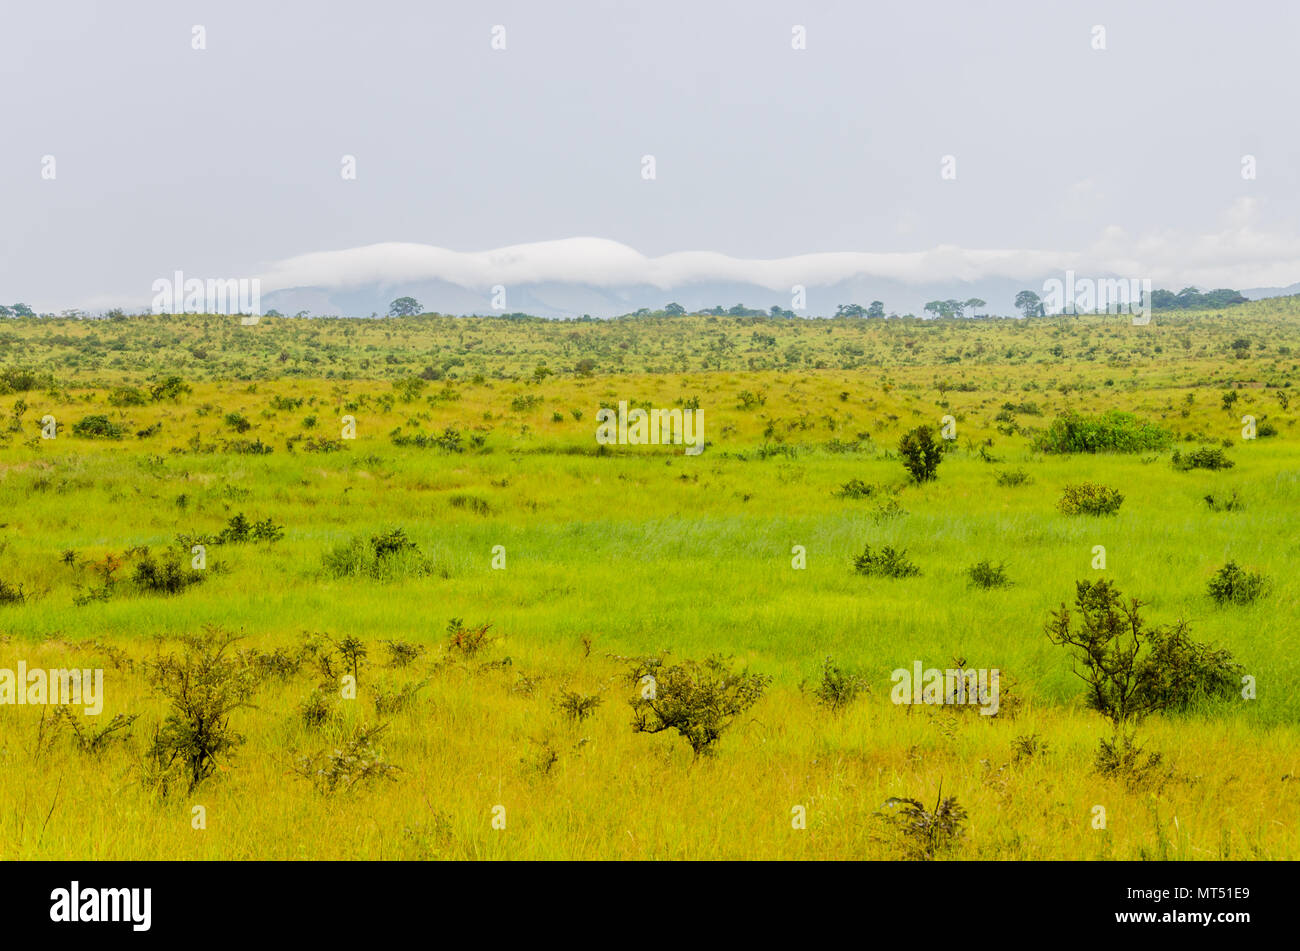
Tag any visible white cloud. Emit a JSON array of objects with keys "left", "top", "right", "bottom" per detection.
[{"left": 256, "top": 206, "right": 1300, "bottom": 295}]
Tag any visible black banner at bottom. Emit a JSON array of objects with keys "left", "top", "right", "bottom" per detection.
[{"left": 0, "top": 860, "right": 1276, "bottom": 939}]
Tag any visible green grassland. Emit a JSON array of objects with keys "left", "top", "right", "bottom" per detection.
[{"left": 0, "top": 303, "right": 1296, "bottom": 859}]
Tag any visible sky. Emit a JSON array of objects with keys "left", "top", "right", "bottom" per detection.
[{"left": 3, "top": 0, "right": 1299, "bottom": 313}]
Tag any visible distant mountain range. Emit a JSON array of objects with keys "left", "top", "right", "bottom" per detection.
[{"left": 262, "top": 275, "right": 1298, "bottom": 320}]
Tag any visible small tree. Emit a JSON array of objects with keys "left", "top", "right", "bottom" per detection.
[
  {"left": 1046, "top": 580, "right": 1241, "bottom": 774},
  {"left": 898, "top": 425, "right": 942, "bottom": 482},
  {"left": 143, "top": 629, "right": 261, "bottom": 794},
  {"left": 630, "top": 656, "right": 769, "bottom": 759}
]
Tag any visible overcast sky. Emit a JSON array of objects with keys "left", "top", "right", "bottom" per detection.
[{"left": 3, "top": 0, "right": 1299, "bottom": 311}]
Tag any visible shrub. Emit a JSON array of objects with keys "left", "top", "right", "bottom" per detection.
[
  {"left": 629, "top": 655, "right": 769, "bottom": 758},
  {"left": 995, "top": 468, "right": 1032, "bottom": 486},
  {"left": 898, "top": 425, "right": 942, "bottom": 482},
  {"left": 555, "top": 689, "right": 604, "bottom": 724},
  {"left": 0, "top": 578, "right": 26, "bottom": 605},
  {"left": 299, "top": 686, "right": 339, "bottom": 729},
  {"left": 966, "top": 560, "right": 1011, "bottom": 589},
  {"left": 130, "top": 549, "right": 205, "bottom": 595},
  {"left": 1057, "top": 482, "right": 1124, "bottom": 516},
  {"left": 47, "top": 707, "right": 139, "bottom": 755},
  {"left": 1207, "top": 562, "right": 1268, "bottom": 605},
  {"left": 108, "top": 386, "right": 148, "bottom": 407},
  {"left": 383, "top": 640, "right": 426, "bottom": 667},
  {"left": 374, "top": 680, "right": 427, "bottom": 716},
  {"left": 71, "top": 415, "right": 125, "bottom": 440},
  {"left": 834, "top": 478, "right": 884, "bottom": 499},
  {"left": 150, "top": 376, "right": 190, "bottom": 402},
  {"left": 142, "top": 630, "right": 261, "bottom": 794},
  {"left": 1204, "top": 491, "right": 1244, "bottom": 512},
  {"left": 853, "top": 544, "right": 920, "bottom": 578},
  {"left": 446, "top": 618, "right": 494, "bottom": 657},
  {"left": 292, "top": 723, "right": 401, "bottom": 794},
  {"left": 810, "top": 656, "right": 869, "bottom": 713},
  {"left": 1032, "top": 411, "right": 1173, "bottom": 454},
  {"left": 1172, "top": 446, "right": 1234, "bottom": 471},
  {"left": 876, "top": 786, "right": 967, "bottom": 860},
  {"left": 1046, "top": 579, "right": 1242, "bottom": 773},
  {"left": 323, "top": 528, "right": 439, "bottom": 581}
]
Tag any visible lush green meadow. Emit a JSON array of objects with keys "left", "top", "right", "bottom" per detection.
[{"left": 0, "top": 305, "right": 1297, "bottom": 859}]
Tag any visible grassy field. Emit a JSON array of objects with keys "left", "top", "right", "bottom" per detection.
[{"left": 1, "top": 304, "right": 1297, "bottom": 859}]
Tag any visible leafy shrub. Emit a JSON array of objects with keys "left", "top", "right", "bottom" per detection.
[
  {"left": 222, "top": 438, "right": 273, "bottom": 454},
  {"left": 0, "top": 578, "right": 26, "bottom": 605},
  {"left": 108, "top": 386, "right": 148, "bottom": 406},
  {"left": 71, "top": 415, "right": 125, "bottom": 440},
  {"left": 810, "top": 656, "right": 869, "bottom": 712},
  {"left": 374, "top": 680, "right": 427, "bottom": 716},
  {"left": 1207, "top": 562, "right": 1268, "bottom": 605},
  {"left": 298, "top": 687, "right": 339, "bottom": 729},
  {"left": 1172, "top": 446, "right": 1234, "bottom": 471},
  {"left": 224, "top": 412, "right": 252, "bottom": 433},
  {"left": 966, "top": 560, "right": 1011, "bottom": 589},
  {"left": 876, "top": 787, "right": 967, "bottom": 860},
  {"left": 555, "top": 689, "right": 604, "bottom": 724},
  {"left": 853, "top": 544, "right": 920, "bottom": 578},
  {"left": 1057, "top": 482, "right": 1124, "bottom": 516},
  {"left": 834, "top": 478, "right": 885, "bottom": 499},
  {"left": 1046, "top": 580, "right": 1242, "bottom": 774},
  {"left": 383, "top": 640, "right": 426, "bottom": 667},
  {"left": 446, "top": 618, "right": 494, "bottom": 657},
  {"left": 293, "top": 723, "right": 401, "bottom": 794},
  {"left": 46, "top": 707, "right": 139, "bottom": 755},
  {"left": 0, "top": 367, "right": 53, "bottom": 393},
  {"left": 1204, "top": 491, "right": 1244, "bottom": 512},
  {"left": 629, "top": 655, "right": 770, "bottom": 758},
  {"left": 323, "top": 528, "right": 440, "bottom": 581},
  {"left": 142, "top": 630, "right": 261, "bottom": 794},
  {"left": 995, "top": 468, "right": 1032, "bottom": 486},
  {"left": 1032, "top": 411, "right": 1172, "bottom": 454},
  {"left": 898, "top": 425, "right": 942, "bottom": 482},
  {"left": 130, "top": 549, "right": 205, "bottom": 595},
  {"left": 150, "top": 376, "right": 190, "bottom": 402}
]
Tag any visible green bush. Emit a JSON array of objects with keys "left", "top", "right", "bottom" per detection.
[
  {"left": 1033, "top": 411, "right": 1172, "bottom": 454},
  {"left": 1172, "top": 446, "right": 1234, "bottom": 471},
  {"left": 898, "top": 425, "right": 942, "bottom": 482},
  {"left": 1207, "top": 562, "right": 1268, "bottom": 605},
  {"left": 854, "top": 544, "right": 921, "bottom": 578},
  {"left": 966, "top": 560, "right": 1011, "bottom": 588},
  {"left": 629, "top": 655, "right": 770, "bottom": 758},
  {"left": 1058, "top": 482, "right": 1124, "bottom": 516},
  {"left": 72, "top": 414, "right": 125, "bottom": 440}
]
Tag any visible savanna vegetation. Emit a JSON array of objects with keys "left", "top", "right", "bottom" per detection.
[{"left": 0, "top": 299, "right": 1296, "bottom": 859}]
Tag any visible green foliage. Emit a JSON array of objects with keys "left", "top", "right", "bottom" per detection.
[
  {"left": 71, "top": 414, "right": 125, "bottom": 440},
  {"left": 1172, "top": 446, "right": 1235, "bottom": 471},
  {"left": 810, "top": 656, "right": 869, "bottom": 713},
  {"left": 555, "top": 688, "right": 604, "bottom": 724},
  {"left": 898, "top": 425, "right": 942, "bottom": 482},
  {"left": 966, "top": 560, "right": 1011, "bottom": 589},
  {"left": 293, "top": 723, "right": 401, "bottom": 794},
  {"left": 1057, "top": 482, "right": 1124, "bottom": 515},
  {"left": 1033, "top": 411, "right": 1172, "bottom": 454},
  {"left": 876, "top": 786, "right": 967, "bottom": 860},
  {"left": 323, "top": 528, "right": 440, "bottom": 581},
  {"left": 854, "top": 544, "right": 920, "bottom": 578},
  {"left": 142, "top": 630, "right": 261, "bottom": 794},
  {"left": 1207, "top": 562, "right": 1268, "bottom": 605},
  {"left": 629, "top": 655, "right": 770, "bottom": 758}
]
